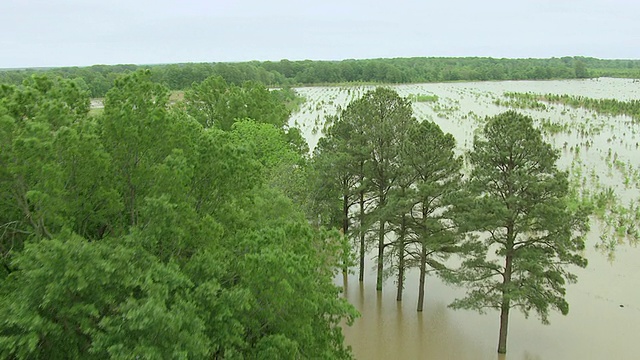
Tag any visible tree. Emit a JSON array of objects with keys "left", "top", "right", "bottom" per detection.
[
  {"left": 0, "top": 233, "right": 211, "bottom": 359},
  {"left": 357, "top": 88, "right": 415, "bottom": 292},
  {"left": 314, "top": 88, "right": 415, "bottom": 289},
  {"left": 451, "top": 111, "right": 589, "bottom": 354},
  {"left": 385, "top": 160, "right": 414, "bottom": 301},
  {"left": 100, "top": 69, "right": 173, "bottom": 228},
  {"left": 183, "top": 75, "right": 229, "bottom": 129},
  {"left": 0, "top": 75, "right": 110, "bottom": 271},
  {"left": 312, "top": 111, "right": 371, "bottom": 281},
  {"left": 229, "top": 222, "right": 357, "bottom": 359},
  {"left": 399, "top": 120, "right": 464, "bottom": 311},
  {"left": 574, "top": 59, "right": 589, "bottom": 79},
  {"left": 184, "top": 76, "right": 290, "bottom": 131}
]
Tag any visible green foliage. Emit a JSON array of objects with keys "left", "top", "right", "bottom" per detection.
[
  {"left": 184, "top": 76, "right": 290, "bottom": 131},
  {"left": 351, "top": 88, "right": 416, "bottom": 291},
  {"left": 500, "top": 91, "right": 640, "bottom": 121},
  {"left": 395, "top": 120, "right": 466, "bottom": 309},
  {"left": 0, "top": 233, "right": 210, "bottom": 359},
  {"left": 408, "top": 93, "right": 439, "bottom": 102},
  {"left": 0, "top": 73, "right": 356, "bottom": 358},
  {"left": 321, "top": 88, "right": 416, "bottom": 288},
  {"left": 273, "top": 86, "right": 307, "bottom": 113},
  {"left": 574, "top": 60, "right": 589, "bottom": 78},
  {"left": 8, "top": 56, "right": 640, "bottom": 98},
  {"left": 451, "top": 111, "right": 590, "bottom": 353}
]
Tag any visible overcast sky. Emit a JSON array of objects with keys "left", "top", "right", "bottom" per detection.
[{"left": 1, "top": 0, "right": 638, "bottom": 68}]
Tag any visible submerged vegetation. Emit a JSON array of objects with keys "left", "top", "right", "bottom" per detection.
[
  {"left": 490, "top": 90, "right": 640, "bottom": 254},
  {"left": 502, "top": 92, "right": 640, "bottom": 121},
  {"left": 408, "top": 93, "right": 439, "bottom": 102}
]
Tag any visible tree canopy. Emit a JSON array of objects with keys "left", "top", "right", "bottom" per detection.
[{"left": 0, "top": 71, "right": 357, "bottom": 359}]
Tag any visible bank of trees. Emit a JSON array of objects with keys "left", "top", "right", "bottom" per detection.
[
  {"left": 3, "top": 56, "right": 640, "bottom": 98},
  {"left": 313, "top": 89, "right": 590, "bottom": 354},
  {"left": 0, "top": 71, "right": 357, "bottom": 358}
]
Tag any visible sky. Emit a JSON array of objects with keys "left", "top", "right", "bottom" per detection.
[{"left": 1, "top": 0, "right": 639, "bottom": 69}]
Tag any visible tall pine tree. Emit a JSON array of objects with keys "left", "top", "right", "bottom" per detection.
[{"left": 451, "top": 111, "right": 589, "bottom": 354}]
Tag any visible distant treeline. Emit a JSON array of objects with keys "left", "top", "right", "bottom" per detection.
[{"left": 2, "top": 56, "right": 640, "bottom": 97}]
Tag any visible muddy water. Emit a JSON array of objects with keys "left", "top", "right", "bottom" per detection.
[
  {"left": 336, "top": 228, "right": 640, "bottom": 359},
  {"left": 290, "top": 78, "right": 640, "bottom": 359}
]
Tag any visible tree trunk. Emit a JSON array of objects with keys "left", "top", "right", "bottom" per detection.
[
  {"left": 343, "top": 270, "right": 349, "bottom": 294},
  {"left": 498, "top": 292, "right": 511, "bottom": 353},
  {"left": 498, "top": 221, "right": 515, "bottom": 354},
  {"left": 417, "top": 243, "right": 427, "bottom": 311},
  {"left": 359, "top": 191, "right": 365, "bottom": 282},
  {"left": 396, "top": 215, "right": 406, "bottom": 301},
  {"left": 342, "top": 193, "right": 349, "bottom": 236},
  {"left": 342, "top": 193, "right": 349, "bottom": 276},
  {"left": 376, "top": 220, "right": 385, "bottom": 292},
  {"left": 417, "top": 205, "right": 430, "bottom": 311},
  {"left": 498, "top": 253, "right": 513, "bottom": 354}
]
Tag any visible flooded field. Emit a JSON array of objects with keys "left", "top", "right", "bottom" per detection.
[{"left": 290, "top": 78, "right": 640, "bottom": 359}]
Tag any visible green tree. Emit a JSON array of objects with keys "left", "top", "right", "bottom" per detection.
[
  {"left": 574, "top": 59, "right": 589, "bottom": 78},
  {"left": 230, "top": 223, "right": 357, "bottom": 359},
  {"left": 183, "top": 75, "right": 228, "bottom": 128},
  {"left": 184, "top": 76, "right": 289, "bottom": 131},
  {"left": 399, "top": 120, "right": 463, "bottom": 310},
  {"left": 385, "top": 163, "right": 414, "bottom": 301},
  {"left": 357, "top": 88, "right": 415, "bottom": 291},
  {"left": 100, "top": 69, "right": 173, "bottom": 228},
  {"left": 0, "top": 233, "right": 210, "bottom": 359},
  {"left": 0, "top": 75, "right": 106, "bottom": 271},
  {"left": 311, "top": 111, "right": 371, "bottom": 281},
  {"left": 451, "top": 111, "right": 589, "bottom": 354}
]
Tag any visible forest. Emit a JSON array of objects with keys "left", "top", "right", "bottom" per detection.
[
  {"left": 0, "top": 65, "right": 595, "bottom": 357},
  {"left": 2, "top": 56, "right": 640, "bottom": 98},
  {"left": 0, "top": 71, "right": 356, "bottom": 358}
]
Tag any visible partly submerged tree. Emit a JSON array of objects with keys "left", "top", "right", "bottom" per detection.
[
  {"left": 357, "top": 88, "right": 415, "bottom": 292},
  {"left": 311, "top": 109, "right": 372, "bottom": 281},
  {"left": 398, "top": 120, "right": 464, "bottom": 311},
  {"left": 450, "top": 111, "right": 589, "bottom": 354}
]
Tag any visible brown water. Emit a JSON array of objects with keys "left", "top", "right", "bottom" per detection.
[
  {"left": 337, "top": 229, "right": 640, "bottom": 359},
  {"left": 291, "top": 78, "right": 640, "bottom": 359}
]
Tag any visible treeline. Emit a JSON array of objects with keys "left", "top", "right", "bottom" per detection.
[
  {"left": 3, "top": 56, "right": 640, "bottom": 97},
  {"left": 0, "top": 72, "right": 356, "bottom": 358},
  {"left": 310, "top": 89, "right": 591, "bottom": 354}
]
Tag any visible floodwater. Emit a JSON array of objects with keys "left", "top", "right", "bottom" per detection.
[
  {"left": 337, "top": 227, "right": 640, "bottom": 359},
  {"left": 290, "top": 78, "right": 640, "bottom": 359}
]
